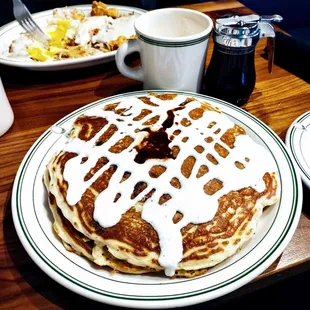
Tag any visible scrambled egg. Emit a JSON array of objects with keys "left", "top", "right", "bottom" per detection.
[{"left": 7, "top": 2, "right": 136, "bottom": 62}]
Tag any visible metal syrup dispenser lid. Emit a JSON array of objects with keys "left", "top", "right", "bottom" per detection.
[
  {"left": 213, "top": 14, "right": 283, "bottom": 72},
  {"left": 214, "top": 14, "right": 260, "bottom": 48}
]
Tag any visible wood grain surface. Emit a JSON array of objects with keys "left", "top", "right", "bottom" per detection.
[{"left": 1, "top": 0, "right": 310, "bottom": 309}]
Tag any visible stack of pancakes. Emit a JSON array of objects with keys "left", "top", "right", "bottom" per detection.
[{"left": 44, "top": 93, "right": 279, "bottom": 278}]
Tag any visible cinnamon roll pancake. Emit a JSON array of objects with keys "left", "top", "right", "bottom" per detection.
[{"left": 44, "top": 93, "right": 280, "bottom": 278}]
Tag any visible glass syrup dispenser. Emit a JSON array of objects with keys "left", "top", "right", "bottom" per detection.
[{"left": 203, "top": 14, "right": 283, "bottom": 106}]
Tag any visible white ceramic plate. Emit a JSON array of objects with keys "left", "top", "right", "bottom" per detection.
[
  {"left": 0, "top": 5, "right": 146, "bottom": 71},
  {"left": 285, "top": 110, "right": 310, "bottom": 189},
  {"left": 12, "top": 91, "right": 302, "bottom": 308}
]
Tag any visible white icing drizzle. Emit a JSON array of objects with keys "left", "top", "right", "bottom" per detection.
[{"left": 62, "top": 95, "right": 276, "bottom": 276}]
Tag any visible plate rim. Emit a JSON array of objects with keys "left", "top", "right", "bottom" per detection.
[
  {"left": 285, "top": 110, "right": 310, "bottom": 188},
  {"left": 11, "top": 90, "right": 303, "bottom": 308},
  {"left": 0, "top": 4, "right": 146, "bottom": 69}
]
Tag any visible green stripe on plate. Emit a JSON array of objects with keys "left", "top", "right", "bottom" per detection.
[{"left": 288, "top": 111, "right": 310, "bottom": 180}]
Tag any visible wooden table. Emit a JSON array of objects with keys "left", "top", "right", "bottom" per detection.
[{"left": 1, "top": 1, "right": 310, "bottom": 309}]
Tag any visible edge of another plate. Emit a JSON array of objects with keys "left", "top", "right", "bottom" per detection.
[
  {"left": 0, "top": 4, "right": 146, "bottom": 71},
  {"left": 285, "top": 110, "right": 310, "bottom": 189}
]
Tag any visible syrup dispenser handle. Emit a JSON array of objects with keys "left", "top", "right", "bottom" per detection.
[
  {"left": 261, "top": 14, "right": 283, "bottom": 23},
  {"left": 259, "top": 15, "right": 283, "bottom": 73},
  {"left": 260, "top": 22, "right": 276, "bottom": 73}
]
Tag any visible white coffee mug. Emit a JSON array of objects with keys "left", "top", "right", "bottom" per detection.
[
  {"left": 116, "top": 8, "right": 213, "bottom": 92},
  {"left": 0, "top": 77, "right": 14, "bottom": 137}
]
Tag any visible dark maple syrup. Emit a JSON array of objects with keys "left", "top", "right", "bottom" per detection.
[
  {"left": 203, "top": 45, "right": 256, "bottom": 106},
  {"left": 134, "top": 106, "right": 186, "bottom": 164}
]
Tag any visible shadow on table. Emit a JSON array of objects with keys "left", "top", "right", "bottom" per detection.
[
  {"left": 0, "top": 61, "right": 119, "bottom": 86},
  {"left": 0, "top": 53, "right": 142, "bottom": 88},
  {"left": 302, "top": 186, "right": 310, "bottom": 217}
]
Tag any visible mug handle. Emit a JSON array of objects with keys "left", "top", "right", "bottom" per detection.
[{"left": 115, "top": 40, "right": 144, "bottom": 82}]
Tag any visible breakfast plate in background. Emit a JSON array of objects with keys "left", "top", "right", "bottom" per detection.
[
  {"left": 0, "top": 4, "right": 146, "bottom": 71},
  {"left": 11, "top": 91, "right": 302, "bottom": 308},
  {"left": 285, "top": 110, "right": 310, "bottom": 189}
]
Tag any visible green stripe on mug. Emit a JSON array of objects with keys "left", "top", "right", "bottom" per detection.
[{"left": 136, "top": 31, "right": 211, "bottom": 47}]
